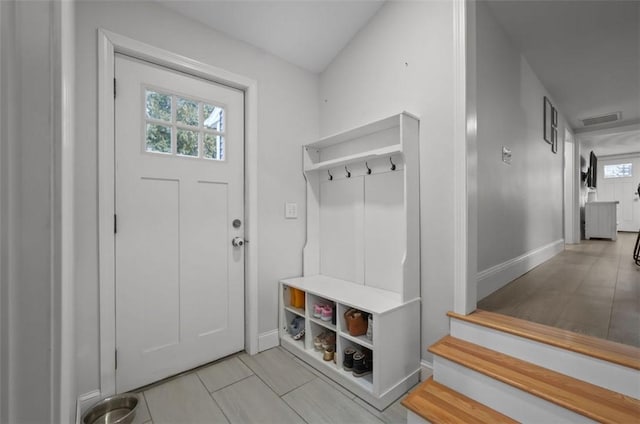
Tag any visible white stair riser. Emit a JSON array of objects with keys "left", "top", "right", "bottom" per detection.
[
  {"left": 407, "top": 410, "right": 430, "bottom": 424},
  {"left": 434, "top": 356, "right": 596, "bottom": 424},
  {"left": 451, "top": 319, "right": 640, "bottom": 398}
]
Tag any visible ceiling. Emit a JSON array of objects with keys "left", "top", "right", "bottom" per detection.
[
  {"left": 156, "top": 0, "right": 385, "bottom": 73},
  {"left": 155, "top": 0, "right": 638, "bottom": 156},
  {"left": 486, "top": 0, "right": 640, "bottom": 157}
]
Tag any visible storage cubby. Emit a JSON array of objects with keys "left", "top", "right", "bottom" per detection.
[
  {"left": 307, "top": 293, "right": 336, "bottom": 329},
  {"left": 279, "top": 112, "right": 421, "bottom": 410},
  {"left": 281, "top": 309, "right": 305, "bottom": 350}
]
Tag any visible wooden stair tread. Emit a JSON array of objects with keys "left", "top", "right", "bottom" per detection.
[
  {"left": 402, "top": 376, "right": 517, "bottom": 424},
  {"left": 430, "top": 335, "right": 640, "bottom": 424},
  {"left": 448, "top": 309, "right": 640, "bottom": 370}
]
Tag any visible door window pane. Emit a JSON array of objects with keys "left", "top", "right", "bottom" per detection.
[
  {"left": 604, "top": 163, "right": 632, "bottom": 178},
  {"left": 146, "top": 123, "right": 172, "bottom": 153},
  {"left": 204, "top": 134, "right": 224, "bottom": 160},
  {"left": 204, "top": 104, "right": 224, "bottom": 132},
  {"left": 143, "top": 88, "right": 226, "bottom": 160},
  {"left": 176, "top": 97, "right": 199, "bottom": 127},
  {"left": 145, "top": 90, "right": 171, "bottom": 122},
  {"left": 177, "top": 129, "right": 199, "bottom": 157}
]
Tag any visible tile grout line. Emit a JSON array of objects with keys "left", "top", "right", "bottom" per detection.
[
  {"left": 192, "top": 366, "right": 239, "bottom": 424},
  {"left": 237, "top": 348, "right": 312, "bottom": 424},
  {"left": 141, "top": 391, "right": 153, "bottom": 424}
]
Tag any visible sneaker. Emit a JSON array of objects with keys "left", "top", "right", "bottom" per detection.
[
  {"left": 321, "top": 333, "right": 336, "bottom": 350},
  {"left": 313, "top": 304, "right": 323, "bottom": 319},
  {"left": 352, "top": 350, "right": 372, "bottom": 377},
  {"left": 343, "top": 347, "right": 356, "bottom": 371},
  {"left": 290, "top": 316, "right": 305, "bottom": 340},
  {"left": 293, "top": 327, "right": 305, "bottom": 340},
  {"left": 321, "top": 305, "right": 333, "bottom": 321},
  {"left": 313, "top": 331, "right": 327, "bottom": 350},
  {"left": 288, "top": 316, "right": 302, "bottom": 334}
]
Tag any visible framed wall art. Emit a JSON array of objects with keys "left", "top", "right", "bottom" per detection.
[{"left": 543, "top": 96, "right": 553, "bottom": 144}]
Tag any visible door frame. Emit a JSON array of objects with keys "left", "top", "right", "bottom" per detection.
[{"left": 97, "top": 29, "right": 259, "bottom": 397}]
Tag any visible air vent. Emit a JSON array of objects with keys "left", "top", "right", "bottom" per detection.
[{"left": 581, "top": 112, "right": 621, "bottom": 127}]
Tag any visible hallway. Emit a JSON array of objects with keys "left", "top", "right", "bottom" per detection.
[{"left": 478, "top": 232, "right": 640, "bottom": 347}]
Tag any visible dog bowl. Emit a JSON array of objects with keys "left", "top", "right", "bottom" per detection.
[{"left": 81, "top": 393, "right": 139, "bottom": 424}]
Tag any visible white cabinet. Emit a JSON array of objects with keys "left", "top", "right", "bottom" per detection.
[
  {"left": 279, "top": 112, "right": 421, "bottom": 410},
  {"left": 585, "top": 201, "right": 619, "bottom": 240}
]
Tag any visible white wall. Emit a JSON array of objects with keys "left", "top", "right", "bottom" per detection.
[
  {"left": 475, "top": 0, "right": 565, "bottom": 296},
  {"left": 579, "top": 147, "right": 590, "bottom": 237},
  {"left": 319, "top": 0, "right": 457, "bottom": 363},
  {"left": 564, "top": 128, "right": 580, "bottom": 244},
  {"left": 75, "top": 1, "right": 318, "bottom": 396},
  {"left": 0, "top": 0, "right": 72, "bottom": 421},
  {"left": 0, "top": 1, "right": 14, "bottom": 420}
]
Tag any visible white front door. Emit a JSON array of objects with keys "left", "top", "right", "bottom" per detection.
[
  {"left": 114, "top": 54, "right": 245, "bottom": 392},
  {"left": 598, "top": 156, "right": 640, "bottom": 232}
]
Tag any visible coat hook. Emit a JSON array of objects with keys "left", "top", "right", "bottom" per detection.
[
  {"left": 365, "top": 162, "right": 372, "bottom": 175},
  {"left": 345, "top": 165, "right": 351, "bottom": 178},
  {"left": 390, "top": 157, "right": 396, "bottom": 171},
  {"left": 328, "top": 169, "right": 333, "bottom": 181}
]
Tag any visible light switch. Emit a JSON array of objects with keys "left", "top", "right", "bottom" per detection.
[
  {"left": 285, "top": 202, "right": 298, "bottom": 219},
  {"left": 502, "top": 146, "right": 512, "bottom": 165}
]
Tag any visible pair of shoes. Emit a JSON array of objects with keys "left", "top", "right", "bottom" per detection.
[
  {"left": 313, "top": 303, "right": 333, "bottom": 322},
  {"left": 314, "top": 331, "right": 336, "bottom": 351},
  {"left": 343, "top": 347, "right": 372, "bottom": 377},
  {"left": 289, "top": 316, "right": 305, "bottom": 340},
  {"left": 352, "top": 350, "right": 372, "bottom": 377}
]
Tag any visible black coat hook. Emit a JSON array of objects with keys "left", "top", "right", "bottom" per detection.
[
  {"left": 390, "top": 157, "right": 396, "bottom": 171},
  {"left": 345, "top": 166, "right": 351, "bottom": 178},
  {"left": 328, "top": 169, "right": 333, "bottom": 181},
  {"left": 365, "top": 162, "right": 372, "bottom": 175}
]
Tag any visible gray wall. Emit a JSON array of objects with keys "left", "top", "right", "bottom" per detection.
[{"left": 476, "top": 1, "right": 565, "bottom": 285}]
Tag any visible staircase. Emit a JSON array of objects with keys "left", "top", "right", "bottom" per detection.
[{"left": 403, "top": 310, "right": 640, "bottom": 423}]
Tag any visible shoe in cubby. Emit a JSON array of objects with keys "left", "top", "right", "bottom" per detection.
[
  {"left": 289, "top": 316, "right": 305, "bottom": 340},
  {"left": 352, "top": 349, "right": 372, "bottom": 377},
  {"left": 343, "top": 346, "right": 356, "bottom": 371}
]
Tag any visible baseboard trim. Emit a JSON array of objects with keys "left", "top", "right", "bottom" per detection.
[
  {"left": 76, "top": 390, "right": 101, "bottom": 423},
  {"left": 420, "top": 359, "right": 433, "bottom": 381},
  {"left": 258, "top": 329, "right": 279, "bottom": 352},
  {"left": 477, "top": 239, "right": 564, "bottom": 300}
]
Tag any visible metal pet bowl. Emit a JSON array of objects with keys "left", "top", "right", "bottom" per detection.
[{"left": 82, "top": 393, "right": 139, "bottom": 424}]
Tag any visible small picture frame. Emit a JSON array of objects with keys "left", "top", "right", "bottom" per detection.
[
  {"left": 543, "top": 96, "right": 553, "bottom": 144},
  {"left": 551, "top": 128, "right": 558, "bottom": 153},
  {"left": 552, "top": 106, "right": 558, "bottom": 127}
]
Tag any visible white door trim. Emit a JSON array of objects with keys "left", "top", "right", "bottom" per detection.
[
  {"left": 454, "top": 0, "right": 477, "bottom": 313},
  {"left": 97, "top": 29, "right": 259, "bottom": 397}
]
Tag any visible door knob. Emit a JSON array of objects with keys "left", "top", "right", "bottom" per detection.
[{"left": 232, "top": 237, "right": 245, "bottom": 247}]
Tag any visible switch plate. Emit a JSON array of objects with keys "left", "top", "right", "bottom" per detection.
[
  {"left": 285, "top": 202, "right": 298, "bottom": 219},
  {"left": 502, "top": 146, "right": 512, "bottom": 165}
]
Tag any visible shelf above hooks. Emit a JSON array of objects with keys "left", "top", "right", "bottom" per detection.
[{"left": 304, "top": 144, "right": 402, "bottom": 173}]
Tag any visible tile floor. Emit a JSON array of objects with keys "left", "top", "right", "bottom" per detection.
[
  {"left": 479, "top": 232, "right": 640, "bottom": 347},
  {"left": 131, "top": 346, "right": 419, "bottom": 424}
]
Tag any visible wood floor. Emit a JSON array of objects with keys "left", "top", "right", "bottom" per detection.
[{"left": 478, "top": 232, "right": 640, "bottom": 347}]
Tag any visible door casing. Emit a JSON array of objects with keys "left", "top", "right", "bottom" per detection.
[{"left": 97, "top": 29, "right": 259, "bottom": 398}]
